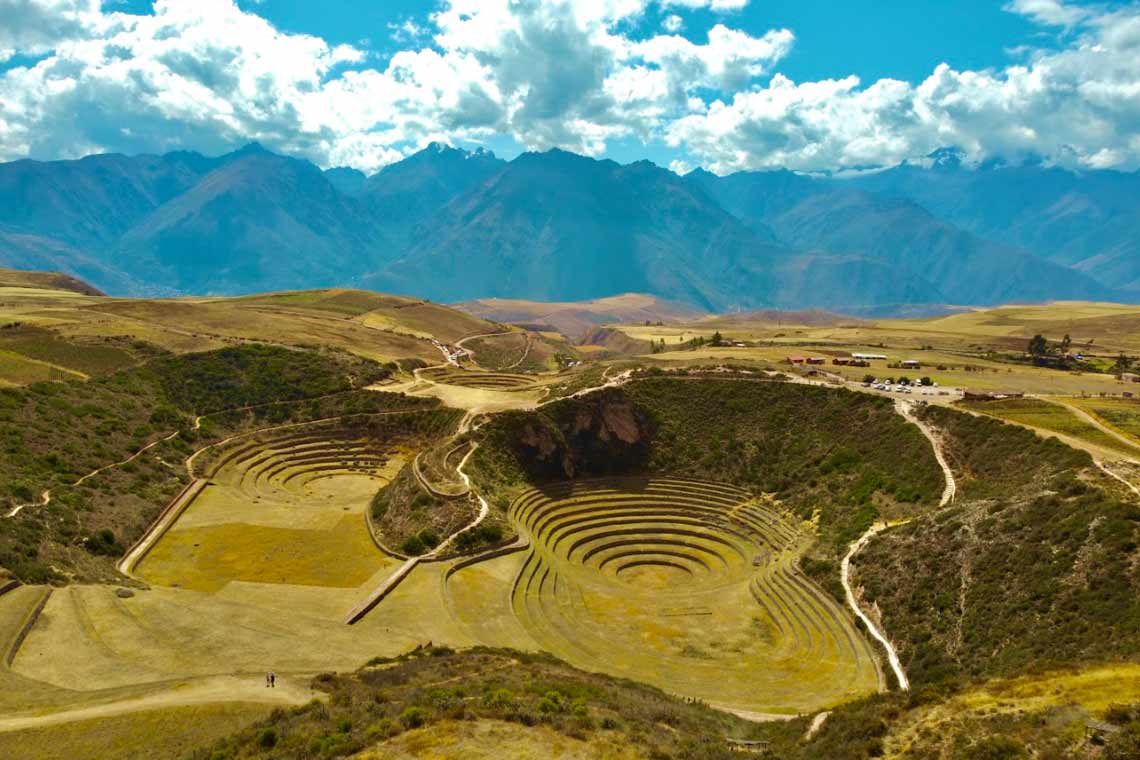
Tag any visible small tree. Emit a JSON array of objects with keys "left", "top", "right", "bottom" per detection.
[
  {"left": 1112, "top": 354, "right": 1133, "bottom": 374},
  {"left": 710, "top": 331, "right": 724, "bottom": 347},
  {"left": 920, "top": 376, "right": 933, "bottom": 386},
  {"left": 1028, "top": 334, "right": 1049, "bottom": 357},
  {"left": 862, "top": 374, "right": 876, "bottom": 384}
]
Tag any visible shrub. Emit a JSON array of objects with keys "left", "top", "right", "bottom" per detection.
[
  {"left": 83, "top": 528, "right": 123, "bottom": 556},
  {"left": 400, "top": 706, "right": 428, "bottom": 729},
  {"left": 364, "top": 719, "right": 398, "bottom": 740},
  {"left": 257, "top": 728, "right": 277, "bottom": 749},
  {"left": 400, "top": 535, "right": 427, "bottom": 556}
]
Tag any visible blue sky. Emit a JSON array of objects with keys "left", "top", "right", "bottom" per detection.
[
  {"left": 244, "top": 0, "right": 1058, "bottom": 83},
  {"left": 1, "top": 1, "right": 1137, "bottom": 174}
]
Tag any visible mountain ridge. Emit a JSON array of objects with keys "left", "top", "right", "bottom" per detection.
[{"left": 0, "top": 142, "right": 1132, "bottom": 312}]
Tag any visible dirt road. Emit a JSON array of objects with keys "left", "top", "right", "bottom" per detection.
[{"left": 0, "top": 674, "right": 315, "bottom": 733}]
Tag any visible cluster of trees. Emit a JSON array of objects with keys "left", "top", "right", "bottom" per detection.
[{"left": 1027, "top": 332, "right": 1072, "bottom": 358}]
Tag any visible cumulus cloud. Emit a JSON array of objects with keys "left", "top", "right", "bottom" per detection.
[
  {"left": 0, "top": 0, "right": 1139, "bottom": 174},
  {"left": 0, "top": 0, "right": 795, "bottom": 168},
  {"left": 0, "top": 0, "right": 99, "bottom": 60},
  {"left": 662, "top": 0, "right": 750, "bottom": 11},
  {"left": 1004, "top": 0, "right": 1092, "bottom": 28},
  {"left": 667, "top": 2, "right": 1140, "bottom": 172}
]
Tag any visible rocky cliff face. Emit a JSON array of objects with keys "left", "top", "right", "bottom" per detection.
[{"left": 508, "top": 390, "right": 655, "bottom": 480}]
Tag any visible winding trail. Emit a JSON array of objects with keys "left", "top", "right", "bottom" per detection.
[
  {"left": 0, "top": 674, "right": 316, "bottom": 733},
  {"left": 895, "top": 400, "right": 957, "bottom": 506},
  {"left": 345, "top": 442, "right": 489, "bottom": 625},
  {"left": 552, "top": 368, "right": 634, "bottom": 403},
  {"left": 502, "top": 334, "right": 533, "bottom": 370},
  {"left": 841, "top": 522, "right": 911, "bottom": 692},
  {"left": 427, "top": 444, "right": 489, "bottom": 558},
  {"left": 805, "top": 710, "right": 831, "bottom": 739},
  {"left": 838, "top": 400, "right": 959, "bottom": 693},
  {"left": 5, "top": 429, "right": 183, "bottom": 519}
]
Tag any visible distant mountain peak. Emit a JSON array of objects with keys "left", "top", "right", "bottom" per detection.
[
  {"left": 234, "top": 141, "right": 270, "bottom": 156},
  {"left": 927, "top": 146, "right": 966, "bottom": 170}
]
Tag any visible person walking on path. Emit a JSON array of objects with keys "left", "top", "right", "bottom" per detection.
[
  {"left": 269, "top": 671, "right": 276, "bottom": 688},
  {"left": 265, "top": 672, "right": 271, "bottom": 688}
]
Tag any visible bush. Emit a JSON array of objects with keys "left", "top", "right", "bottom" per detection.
[
  {"left": 257, "top": 728, "right": 277, "bottom": 749},
  {"left": 400, "top": 535, "right": 427, "bottom": 556},
  {"left": 400, "top": 706, "right": 428, "bottom": 729},
  {"left": 83, "top": 528, "right": 123, "bottom": 556}
]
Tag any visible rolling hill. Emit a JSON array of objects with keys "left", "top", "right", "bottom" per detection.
[{"left": 456, "top": 292, "right": 705, "bottom": 340}]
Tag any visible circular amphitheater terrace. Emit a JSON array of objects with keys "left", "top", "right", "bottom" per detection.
[
  {"left": 446, "top": 477, "right": 884, "bottom": 714},
  {"left": 5, "top": 422, "right": 885, "bottom": 721},
  {"left": 419, "top": 366, "right": 537, "bottom": 391}
]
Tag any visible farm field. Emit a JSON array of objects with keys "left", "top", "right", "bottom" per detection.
[
  {"left": 644, "top": 344, "right": 1128, "bottom": 396},
  {"left": 958, "top": 397, "right": 1140, "bottom": 460},
  {"left": 1065, "top": 397, "right": 1140, "bottom": 445},
  {"left": 618, "top": 301, "right": 1140, "bottom": 355}
]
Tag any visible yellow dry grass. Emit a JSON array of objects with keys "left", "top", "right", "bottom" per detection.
[
  {"left": 0, "top": 349, "right": 85, "bottom": 386},
  {"left": 0, "top": 702, "right": 269, "bottom": 760},
  {"left": 885, "top": 663, "right": 1140, "bottom": 757},
  {"left": 139, "top": 514, "right": 387, "bottom": 592},
  {"left": 356, "top": 719, "right": 647, "bottom": 760}
]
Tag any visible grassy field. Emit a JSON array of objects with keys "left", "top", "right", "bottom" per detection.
[
  {"left": 0, "top": 702, "right": 270, "bottom": 760},
  {"left": 618, "top": 301, "right": 1140, "bottom": 355},
  {"left": 1067, "top": 397, "right": 1140, "bottom": 445},
  {"left": 641, "top": 344, "right": 1128, "bottom": 396},
  {"left": 612, "top": 301, "right": 1140, "bottom": 399},
  {"left": 0, "top": 284, "right": 504, "bottom": 387},
  {"left": 957, "top": 397, "right": 1140, "bottom": 459}
]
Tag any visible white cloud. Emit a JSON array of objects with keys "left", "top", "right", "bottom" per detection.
[
  {"left": 0, "top": 0, "right": 1139, "bottom": 175},
  {"left": 0, "top": 0, "right": 100, "bottom": 60},
  {"left": 662, "top": 14, "right": 684, "bottom": 33},
  {"left": 1004, "top": 0, "right": 1091, "bottom": 28},
  {"left": 666, "top": 3, "right": 1140, "bottom": 173},
  {"left": 661, "top": 0, "right": 749, "bottom": 11}
]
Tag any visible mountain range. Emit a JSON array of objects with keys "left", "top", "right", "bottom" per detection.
[{"left": 0, "top": 142, "right": 1135, "bottom": 313}]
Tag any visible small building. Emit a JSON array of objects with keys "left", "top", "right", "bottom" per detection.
[
  {"left": 833, "top": 357, "right": 852, "bottom": 366},
  {"left": 852, "top": 352, "right": 888, "bottom": 361},
  {"left": 1122, "top": 372, "right": 1140, "bottom": 383},
  {"left": 901, "top": 359, "right": 921, "bottom": 369},
  {"left": 806, "top": 357, "right": 826, "bottom": 365},
  {"left": 787, "top": 356, "right": 806, "bottom": 365}
]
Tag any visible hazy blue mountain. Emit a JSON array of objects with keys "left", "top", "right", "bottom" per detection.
[
  {"left": 112, "top": 144, "right": 395, "bottom": 293},
  {"left": 848, "top": 152, "right": 1140, "bottom": 291},
  {"left": 687, "top": 168, "right": 1113, "bottom": 307},
  {"left": 0, "top": 150, "right": 221, "bottom": 250},
  {"left": 323, "top": 166, "right": 369, "bottom": 196},
  {"left": 0, "top": 142, "right": 1132, "bottom": 310},
  {"left": 366, "top": 150, "right": 790, "bottom": 310},
  {"left": 0, "top": 227, "right": 144, "bottom": 294},
  {"left": 361, "top": 142, "right": 506, "bottom": 246}
]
